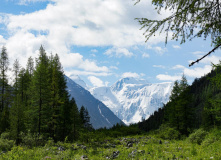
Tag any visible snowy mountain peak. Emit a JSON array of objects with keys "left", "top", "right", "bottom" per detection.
[
  {"left": 111, "top": 77, "right": 149, "bottom": 91},
  {"left": 90, "top": 78, "right": 173, "bottom": 125},
  {"left": 69, "top": 75, "right": 90, "bottom": 90},
  {"left": 65, "top": 75, "right": 123, "bottom": 129}
]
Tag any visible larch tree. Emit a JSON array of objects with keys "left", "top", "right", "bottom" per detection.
[
  {"left": 30, "top": 46, "right": 51, "bottom": 136},
  {"left": 10, "top": 59, "right": 23, "bottom": 145},
  {"left": 0, "top": 46, "right": 10, "bottom": 133},
  {"left": 0, "top": 46, "right": 9, "bottom": 112},
  {"left": 136, "top": 0, "right": 221, "bottom": 66}
]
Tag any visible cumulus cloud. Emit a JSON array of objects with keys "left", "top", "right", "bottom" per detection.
[
  {"left": 0, "top": 0, "right": 173, "bottom": 81},
  {"left": 153, "top": 46, "right": 167, "bottom": 55},
  {"left": 172, "top": 45, "right": 181, "bottom": 49},
  {"left": 104, "top": 47, "right": 134, "bottom": 58},
  {"left": 172, "top": 65, "right": 185, "bottom": 70},
  {"left": 88, "top": 76, "right": 105, "bottom": 87},
  {"left": 6, "top": 0, "right": 155, "bottom": 47},
  {"left": 65, "top": 70, "right": 112, "bottom": 77},
  {"left": 198, "top": 55, "right": 221, "bottom": 65},
  {"left": 183, "top": 65, "right": 212, "bottom": 78},
  {"left": 122, "top": 72, "right": 144, "bottom": 78},
  {"left": 159, "top": 64, "right": 213, "bottom": 82},
  {"left": 0, "top": 35, "right": 6, "bottom": 47},
  {"left": 156, "top": 74, "right": 181, "bottom": 81}
]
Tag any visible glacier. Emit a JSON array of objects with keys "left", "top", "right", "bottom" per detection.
[{"left": 89, "top": 77, "right": 173, "bottom": 125}]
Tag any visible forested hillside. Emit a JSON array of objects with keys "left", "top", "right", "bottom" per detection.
[
  {"left": 0, "top": 46, "right": 92, "bottom": 144},
  {"left": 138, "top": 63, "right": 221, "bottom": 136}
]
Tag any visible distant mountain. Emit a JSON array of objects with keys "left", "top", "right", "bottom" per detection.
[
  {"left": 68, "top": 75, "right": 89, "bottom": 90},
  {"left": 89, "top": 77, "right": 173, "bottom": 125},
  {"left": 65, "top": 76, "right": 123, "bottom": 129}
]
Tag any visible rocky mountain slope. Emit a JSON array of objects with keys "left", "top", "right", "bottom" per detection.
[{"left": 65, "top": 76, "right": 123, "bottom": 129}]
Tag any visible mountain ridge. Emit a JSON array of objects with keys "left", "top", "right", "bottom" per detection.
[
  {"left": 65, "top": 76, "right": 124, "bottom": 129},
  {"left": 90, "top": 77, "right": 173, "bottom": 125}
]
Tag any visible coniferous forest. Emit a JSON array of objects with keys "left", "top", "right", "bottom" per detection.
[
  {"left": 0, "top": 46, "right": 93, "bottom": 145},
  {"left": 0, "top": 46, "right": 221, "bottom": 159},
  {"left": 138, "top": 64, "right": 221, "bottom": 135}
]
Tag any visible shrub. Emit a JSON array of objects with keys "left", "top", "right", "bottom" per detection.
[
  {"left": 20, "top": 131, "right": 45, "bottom": 147},
  {"left": 1, "top": 132, "right": 11, "bottom": 140},
  {"left": 188, "top": 129, "right": 207, "bottom": 145},
  {"left": 157, "top": 124, "right": 180, "bottom": 140},
  {"left": 202, "top": 128, "right": 221, "bottom": 146},
  {"left": 0, "top": 132, "right": 14, "bottom": 151}
]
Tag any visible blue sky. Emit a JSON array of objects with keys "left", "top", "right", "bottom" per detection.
[{"left": 0, "top": 0, "right": 220, "bottom": 88}]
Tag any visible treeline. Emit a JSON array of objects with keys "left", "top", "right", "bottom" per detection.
[
  {"left": 0, "top": 46, "right": 92, "bottom": 145},
  {"left": 139, "top": 63, "right": 221, "bottom": 136}
]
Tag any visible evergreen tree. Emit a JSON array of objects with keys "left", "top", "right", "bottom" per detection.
[
  {"left": 0, "top": 46, "right": 10, "bottom": 133},
  {"left": 29, "top": 46, "right": 51, "bottom": 136},
  {"left": 10, "top": 59, "right": 24, "bottom": 145},
  {"left": 80, "top": 106, "right": 92, "bottom": 130},
  {"left": 0, "top": 46, "right": 9, "bottom": 112},
  {"left": 169, "top": 80, "right": 180, "bottom": 101},
  {"left": 205, "top": 62, "right": 221, "bottom": 127}
]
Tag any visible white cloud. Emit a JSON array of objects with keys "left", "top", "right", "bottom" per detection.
[
  {"left": 61, "top": 53, "right": 109, "bottom": 72},
  {"left": 142, "top": 53, "right": 150, "bottom": 58},
  {"left": 172, "top": 45, "right": 181, "bottom": 49},
  {"left": 0, "top": 0, "right": 174, "bottom": 83},
  {"left": 183, "top": 65, "right": 212, "bottom": 78},
  {"left": 154, "top": 46, "right": 167, "bottom": 55},
  {"left": 199, "top": 55, "right": 221, "bottom": 65},
  {"left": 122, "top": 72, "right": 144, "bottom": 78},
  {"left": 6, "top": 0, "right": 151, "bottom": 47},
  {"left": 172, "top": 65, "right": 185, "bottom": 70},
  {"left": 88, "top": 76, "right": 104, "bottom": 87},
  {"left": 192, "top": 51, "right": 206, "bottom": 55},
  {"left": 65, "top": 70, "right": 112, "bottom": 77},
  {"left": 156, "top": 74, "right": 181, "bottom": 81},
  {"left": 0, "top": 35, "right": 6, "bottom": 47},
  {"left": 104, "top": 47, "right": 134, "bottom": 58}
]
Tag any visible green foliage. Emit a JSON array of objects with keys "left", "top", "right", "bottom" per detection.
[
  {"left": 0, "top": 132, "right": 14, "bottom": 151},
  {"left": 136, "top": 0, "right": 221, "bottom": 46},
  {"left": 0, "top": 129, "right": 221, "bottom": 159},
  {"left": 19, "top": 131, "right": 45, "bottom": 148},
  {"left": 156, "top": 124, "right": 180, "bottom": 140},
  {"left": 202, "top": 128, "right": 221, "bottom": 146},
  {"left": 188, "top": 129, "right": 208, "bottom": 145}
]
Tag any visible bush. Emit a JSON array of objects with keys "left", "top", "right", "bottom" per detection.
[
  {"left": 157, "top": 124, "right": 180, "bottom": 140},
  {"left": 20, "top": 131, "right": 45, "bottom": 147},
  {"left": 0, "top": 132, "right": 14, "bottom": 151},
  {"left": 202, "top": 128, "right": 221, "bottom": 146},
  {"left": 1, "top": 132, "right": 11, "bottom": 140},
  {"left": 188, "top": 129, "right": 207, "bottom": 145}
]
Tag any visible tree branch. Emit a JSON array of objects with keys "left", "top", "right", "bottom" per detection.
[{"left": 189, "top": 43, "right": 221, "bottom": 67}]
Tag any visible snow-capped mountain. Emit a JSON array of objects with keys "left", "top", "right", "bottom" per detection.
[
  {"left": 65, "top": 76, "right": 123, "bottom": 129},
  {"left": 68, "top": 75, "right": 90, "bottom": 90},
  {"left": 89, "top": 77, "right": 173, "bottom": 125}
]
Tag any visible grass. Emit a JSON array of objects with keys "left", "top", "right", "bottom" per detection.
[{"left": 0, "top": 129, "right": 221, "bottom": 159}]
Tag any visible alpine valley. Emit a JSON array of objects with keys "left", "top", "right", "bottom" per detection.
[
  {"left": 72, "top": 76, "right": 174, "bottom": 125},
  {"left": 65, "top": 76, "right": 123, "bottom": 129}
]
